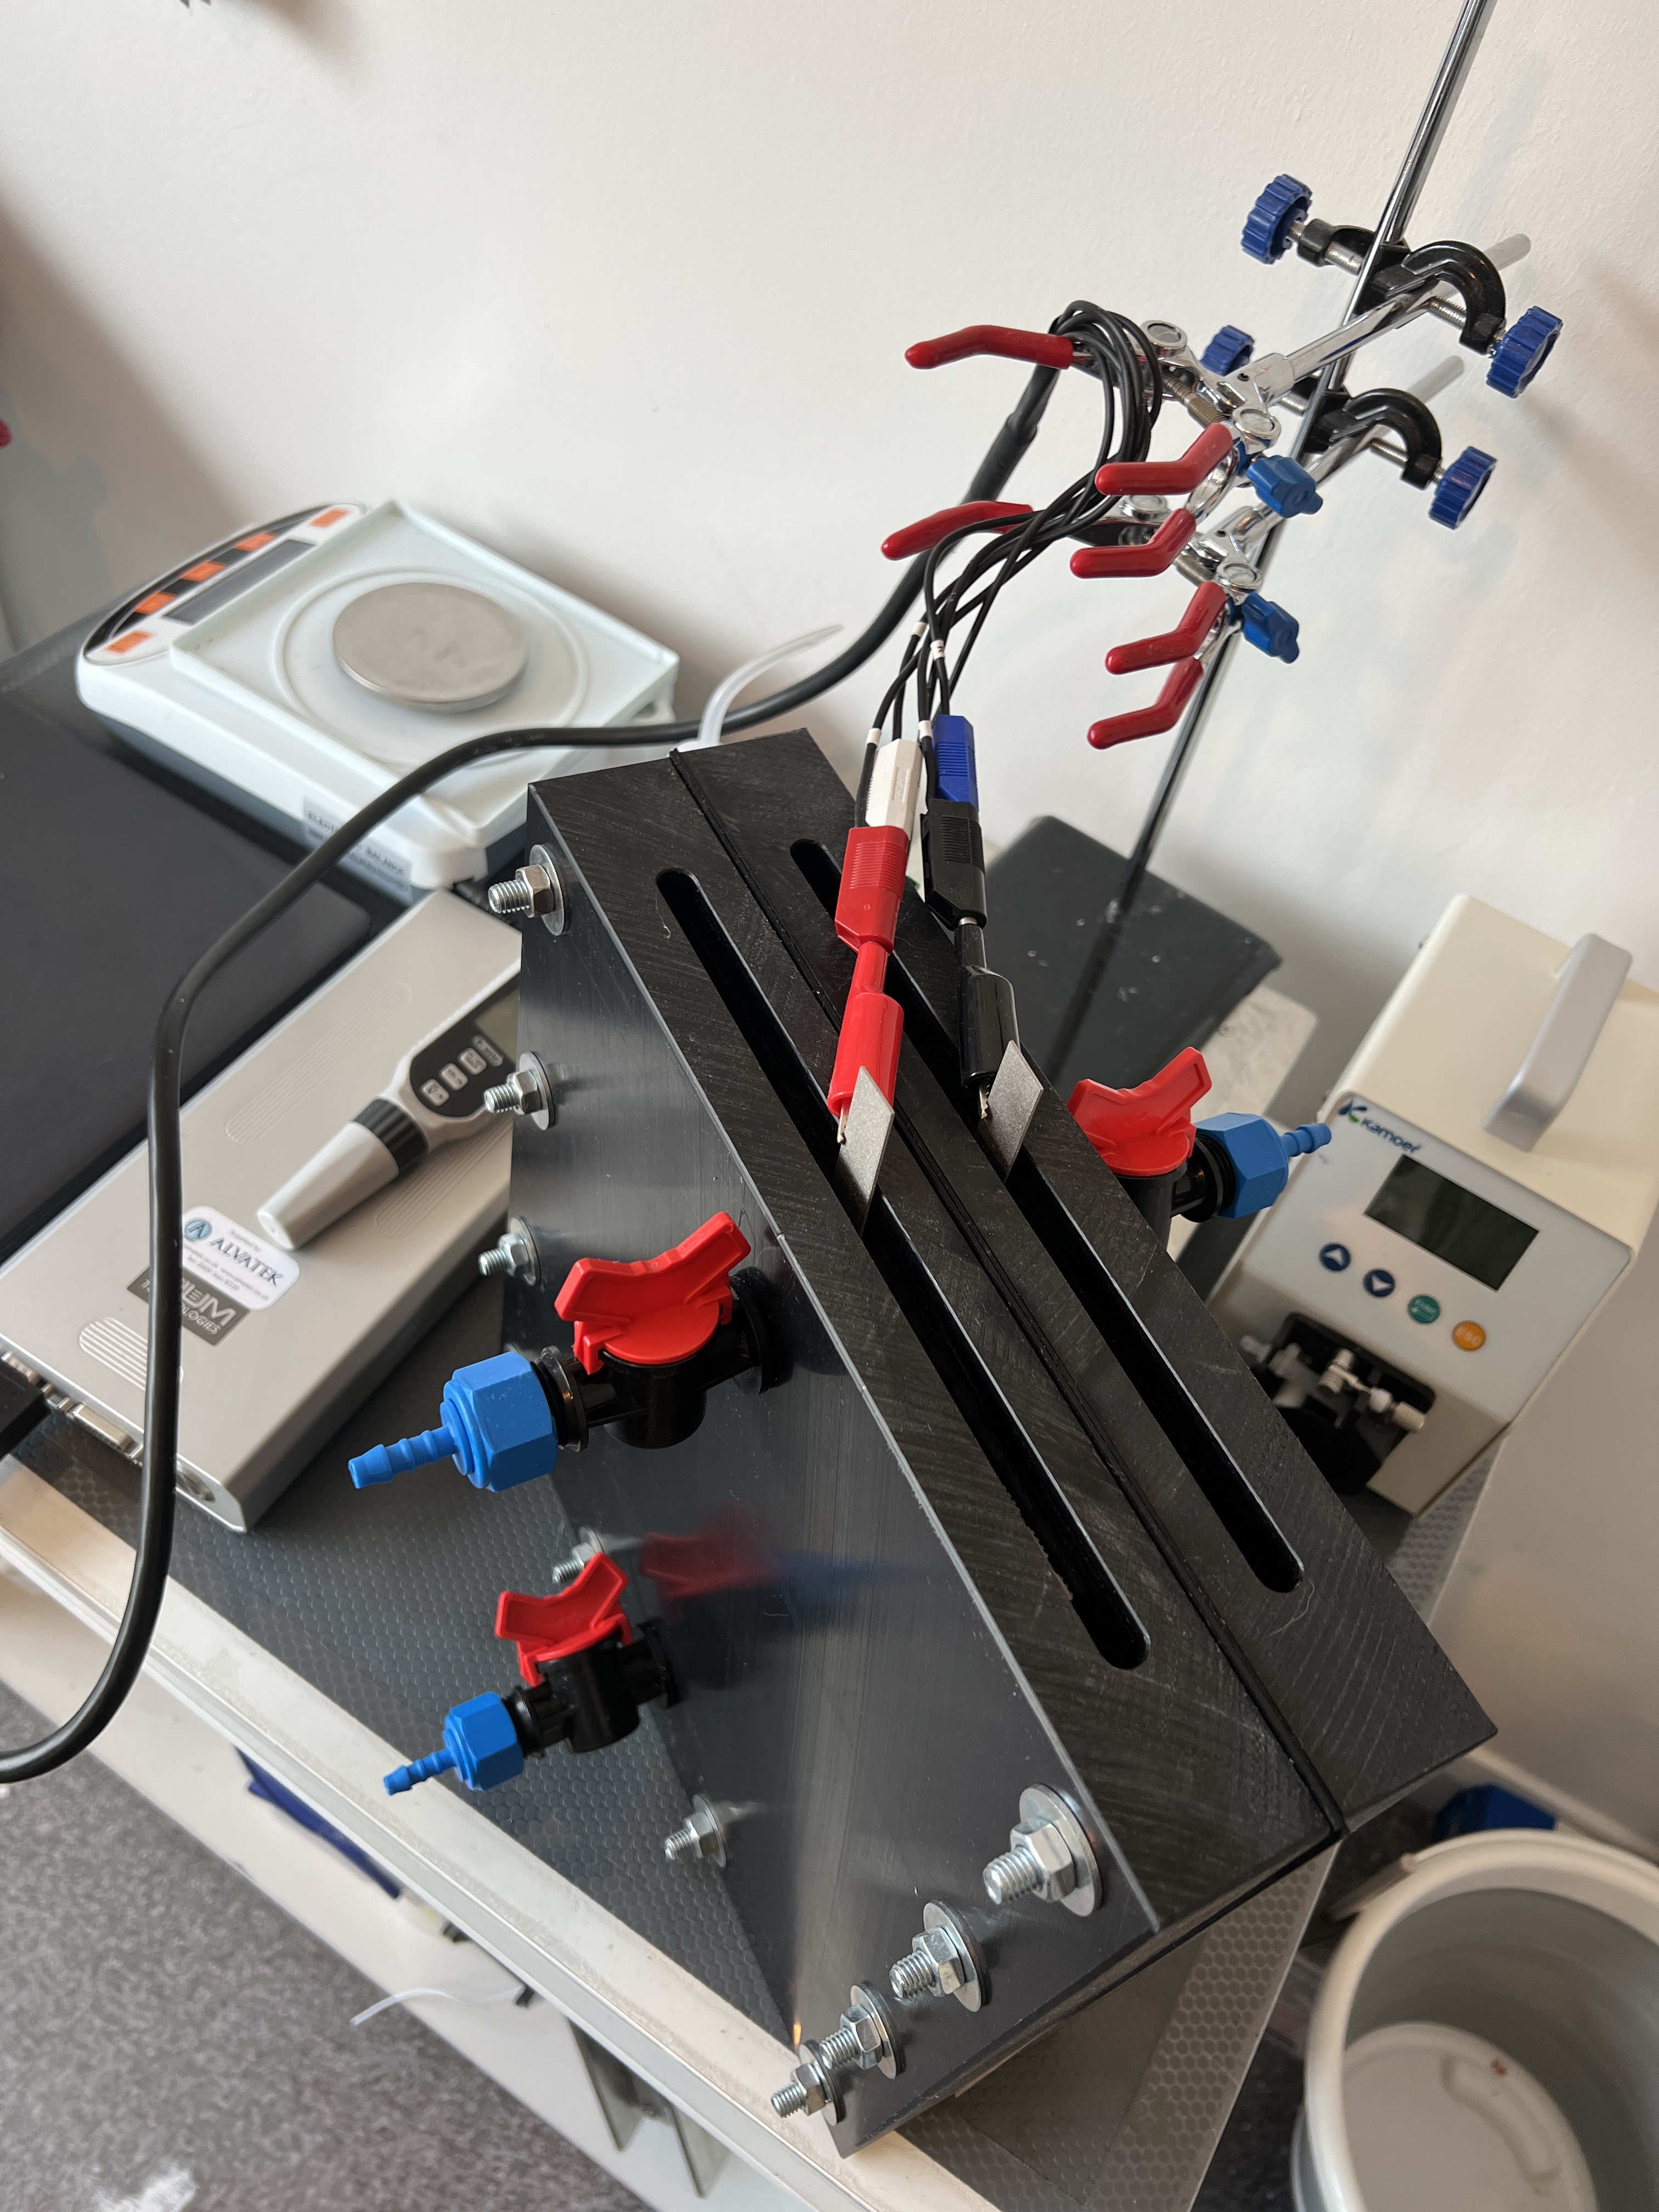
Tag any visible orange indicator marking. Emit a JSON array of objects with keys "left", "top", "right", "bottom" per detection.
[
  {"left": 108, "top": 630, "right": 153, "bottom": 654},
  {"left": 181, "top": 560, "right": 223, "bottom": 583},
  {"left": 134, "top": 591, "right": 174, "bottom": 616},
  {"left": 234, "top": 531, "right": 275, "bottom": 550},
  {"left": 311, "top": 506, "right": 349, "bottom": 528}
]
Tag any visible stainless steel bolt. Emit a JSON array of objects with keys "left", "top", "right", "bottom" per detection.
[
  {"left": 663, "top": 1794, "right": 730, "bottom": 1868},
  {"left": 487, "top": 844, "right": 567, "bottom": 935},
  {"left": 886, "top": 1905, "right": 984, "bottom": 2011},
  {"left": 769, "top": 1987, "right": 899, "bottom": 2120},
  {"left": 488, "top": 860, "right": 558, "bottom": 921},
  {"left": 477, "top": 1218, "right": 538, "bottom": 1284},
  {"left": 482, "top": 1053, "right": 554, "bottom": 1129},
  {"left": 981, "top": 1786, "right": 1102, "bottom": 1917}
]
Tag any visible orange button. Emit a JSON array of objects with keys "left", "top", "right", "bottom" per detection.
[{"left": 1452, "top": 1321, "right": 1486, "bottom": 1352}]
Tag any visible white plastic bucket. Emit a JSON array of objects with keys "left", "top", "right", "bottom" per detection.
[{"left": 1292, "top": 1831, "right": 1659, "bottom": 2212}]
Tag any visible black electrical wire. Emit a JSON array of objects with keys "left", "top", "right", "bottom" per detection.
[
  {"left": 867, "top": 302, "right": 1163, "bottom": 742},
  {"left": 0, "top": 359, "right": 1071, "bottom": 1784}
]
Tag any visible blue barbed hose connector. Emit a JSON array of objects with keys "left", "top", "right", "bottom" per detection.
[
  {"left": 384, "top": 1692, "right": 526, "bottom": 1797},
  {"left": 349, "top": 1350, "right": 557, "bottom": 1493},
  {"left": 1199, "top": 1114, "right": 1331, "bottom": 1217}
]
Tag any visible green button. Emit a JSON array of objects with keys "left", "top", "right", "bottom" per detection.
[{"left": 1408, "top": 1294, "right": 1441, "bottom": 1324}]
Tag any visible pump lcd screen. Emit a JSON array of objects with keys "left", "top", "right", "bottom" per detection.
[{"left": 1364, "top": 1156, "right": 1537, "bottom": 1289}]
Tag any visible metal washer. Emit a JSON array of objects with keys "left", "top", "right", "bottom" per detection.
[{"left": 333, "top": 579, "right": 529, "bottom": 710}]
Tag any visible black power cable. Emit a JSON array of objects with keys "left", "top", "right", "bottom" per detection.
[{"left": 0, "top": 360, "right": 1066, "bottom": 1782}]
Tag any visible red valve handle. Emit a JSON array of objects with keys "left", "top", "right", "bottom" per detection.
[
  {"left": 1093, "top": 421, "right": 1235, "bottom": 498},
  {"left": 1068, "top": 1047, "right": 1213, "bottom": 1177},
  {"left": 1070, "top": 509, "right": 1197, "bottom": 580},
  {"left": 495, "top": 1553, "right": 631, "bottom": 1683},
  {"left": 555, "top": 1212, "right": 752, "bottom": 1375},
  {"left": 906, "top": 325, "right": 1076, "bottom": 372},
  {"left": 639, "top": 1513, "right": 768, "bottom": 1608},
  {"left": 1086, "top": 658, "right": 1204, "bottom": 750},
  {"left": 1105, "top": 583, "right": 1228, "bottom": 674},
  {"left": 882, "top": 500, "right": 1033, "bottom": 561}
]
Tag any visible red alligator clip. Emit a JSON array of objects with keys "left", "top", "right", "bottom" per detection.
[
  {"left": 882, "top": 500, "right": 1032, "bottom": 561},
  {"left": 1105, "top": 582, "right": 1228, "bottom": 674},
  {"left": 1093, "top": 422, "right": 1235, "bottom": 499},
  {"left": 827, "top": 822, "right": 911, "bottom": 1119},
  {"left": 555, "top": 1213, "right": 752, "bottom": 1376},
  {"left": 905, "top": 325, "right": 1076, "bottom": 372},
  {"left": 1068, "top": 1048, "right": 1212, "bottom": 1177},
  {"left": 495, "top": 1553, "right": 631, "bottom": 1684},
  {"left": 1070, "top": 509, "right": 1197, "bottom": 580}
]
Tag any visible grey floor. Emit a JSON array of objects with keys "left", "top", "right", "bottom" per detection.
[{"left": 0, "top": 1683, "right": 644, "bottom": 2212}]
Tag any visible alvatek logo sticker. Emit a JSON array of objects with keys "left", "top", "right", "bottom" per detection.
[{"left": 177, "top": 1207, "right": 300, "bottom": 1311}]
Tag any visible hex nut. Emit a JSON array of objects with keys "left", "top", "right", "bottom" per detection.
[
  {"left": 791, "top": 2063, "right": 828, "bottom": 2114},
  {"left": 1014, "top": 1816, "right": 1079, "bottom": 1899},
  {"left": 917, "top": 1928, "right": 966, "bottom": 1994}
]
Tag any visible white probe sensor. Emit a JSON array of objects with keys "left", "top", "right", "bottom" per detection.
[{"left": 258, "top": 972, "right": 520, "bottom": 1250}]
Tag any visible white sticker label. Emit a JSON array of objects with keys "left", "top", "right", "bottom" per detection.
[{"left": 179, "top": 1208, "right": 300, "bottom": 1311}]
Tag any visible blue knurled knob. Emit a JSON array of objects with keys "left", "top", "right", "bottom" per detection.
[
  {"left": 1429, "top": 446, "right": 1496, "bottom": 529},
  {"left": 1200, "top": 324, "right": 1255, "bottom": 374},
  {"left": 1242, "top": 174, "right": 1312, "bottom": 264},
  {"left": 1486, "top": 305, "right": 1562, "bottom": 397},
  {"left": 1248, "top": 455, "right": 1323, "bottom": 519},
  {"left": 1239, "top": 594, "right": 1300, "bottom": 664}
]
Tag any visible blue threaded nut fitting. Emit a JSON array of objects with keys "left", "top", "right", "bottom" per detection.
[
  {"left": 1242, "top": 175, "right": 1312, "bottom": 264},
  {"left": 1199, "top": 1114, "right": 1331, "bottom": 1218},
  {"left": 384, "top": 1692, "right": 526, "bottom": 1797},
  {"left": 1486, "top": 306, "right": 1562, "bottom": 398},
  {"left": 1200, "top": 324, "right": 1254, "bottom": 375},
  {"left": 1248, "top": 455, "right": 1323, "bottom": 519},
  {"left": 348, "top": 1350, "right": 556, "bottom": 1494},
  {"left": 1239, "top": 594, "right": 1300, "bottom": 664},
  {"left": 930, "top": 714, "right": 978, "bottom": 808}
]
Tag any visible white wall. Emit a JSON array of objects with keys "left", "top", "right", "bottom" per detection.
[{"left": 0, "top": 0, "right": 1654, "bottom": 1111}]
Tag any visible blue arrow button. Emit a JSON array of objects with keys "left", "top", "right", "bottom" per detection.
[
  {"left": 1364, "top": 1268, "right": 1396, "bottom": 1298},
  {"left": 1319, "top": 1242, "right": 1351, "bottom": 1272}
]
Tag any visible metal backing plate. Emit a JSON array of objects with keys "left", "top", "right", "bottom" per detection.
[{"left": 334, "top": 580, "right": 529, "bottom": 710}]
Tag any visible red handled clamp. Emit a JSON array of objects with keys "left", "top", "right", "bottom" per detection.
[
  {"left": 1093, "top": 421, "right": 1235, "bottom": 499},
  {"left": 496, "top": 1553, "right": 632, "bottom": 1684},
  {"left": 1068, "top": 1047, "right": 1212, "bottom": 1176},
  {"left": 555, "top": 1213, "right": 752, "bottom": 1376},
  {"left": 1070, "top": 509, "right": 1197, "bottom": 580},
  {"left": 1104, "top": 582, "right": 1228, "bottom": 674},
  {"left": 882, "top": 500, "right": 1032, "bottom": 561},
  {"left": 905, "top": 325, "right": 1077, "bottom": 372},
  {"left": 828, "top": 824, "right": 910, "bottom": 1122},
  {"left": 1087, "top": 660, "right": 1204, "bottom": 749},
  {"left": 1087, "top": 583, "right": 1229, "bottom": 749},
  {"left": 1070, "top": 425, "right": 1235, "bottom": 582}
]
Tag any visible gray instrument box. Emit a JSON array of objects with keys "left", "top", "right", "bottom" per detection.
[{"left": 0, "top": 893, "right": 518, "bottom": 1529}]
